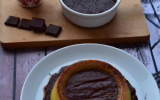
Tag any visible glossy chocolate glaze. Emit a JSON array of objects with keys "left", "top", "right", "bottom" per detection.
[
  {"left": 66, "top": 69, "right": 118, "bottom": 100},
  {"left": 63, "top": 0, "right": 117, "bottom": 14},
  {"left": 43, "top": 66, "right": 138, "bottom": 100}
]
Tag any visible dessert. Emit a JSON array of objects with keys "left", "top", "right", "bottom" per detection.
[
  {"left": 45, "top": 24, "right": 62, "bottom": 37},
  {"left": 18, "top": 18, "right": 31, "bottom": 30},
  {"left": 63, "top": 0, "right": 117, "bottom": 14},
  {"left": 43, "top": 60, "right": 138, "bottom": 100},
  {"left": 29, "top": 17, "right": 46, "bottom": 32},
  {"left": 4, "top": 16, "right": 20, "bottom": 27}
]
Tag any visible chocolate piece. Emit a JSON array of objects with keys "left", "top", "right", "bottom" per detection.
[
  {"left": 4, "top": 16, "right": 20, "bottom": 27},
  {"left": 18, "top": 18, "right": 31, "bottom": 30},
  {"left": 29, "top": 17, "right": 45, "bottom": 32},
  {"left": 45, "top": 24, "right": 62, "bottom": 37},
  {"left": 41, "top": 24, "right": 47, "bottom": 33}
]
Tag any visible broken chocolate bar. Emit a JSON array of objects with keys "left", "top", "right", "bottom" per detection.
[
  {"left": 18, "top": 18, "right": 31, "bottom": 30},
  {"left": 4, "top": 16, "right": 20, "bottom": 27},
  {"left": 29, "top": 17, "right": 46, "bottom": 32},
  {"left": 45, "top": 24, "right": 62, "bottom": 37}
]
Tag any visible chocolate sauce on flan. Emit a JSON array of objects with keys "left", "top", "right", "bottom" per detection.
[{"left": 65, "top": 69, "right": 118, "bottom": 100}]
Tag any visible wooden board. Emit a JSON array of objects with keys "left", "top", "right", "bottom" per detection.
[{"left": 0, "top": 0, "right": 149, "bottom": 49}]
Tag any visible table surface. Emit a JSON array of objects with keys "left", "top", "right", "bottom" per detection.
[{"left": 1, "top": 1, "right": 160, "bottom": 100}]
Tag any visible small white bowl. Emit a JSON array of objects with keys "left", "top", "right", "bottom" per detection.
[{"left": 59, "top": 0, "right": 121, "bottom": 28}]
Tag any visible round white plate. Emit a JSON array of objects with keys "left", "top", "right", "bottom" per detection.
[{"left": 20, "top": 43, "right": 159, "bottom": 100}]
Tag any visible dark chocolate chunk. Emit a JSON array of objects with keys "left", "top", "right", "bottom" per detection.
[
  {"left": 45, "top": 24, "right": 62, "bottom": 37},
  {"left": 4, "top": 16, "right": 20, "bottom": 27},
  {"left": 41, "top": 24, "right": 47, "bottom": 33},
  {"left": 18, "top": 18, "right": 31, "bottom": 30},
  {"left": 29, "top": 17, "right": 45, "bottom": 32}
]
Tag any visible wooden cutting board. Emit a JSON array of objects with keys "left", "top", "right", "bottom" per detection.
[{"left": 0, "top": 0, "right": 149, "bottom": 49}]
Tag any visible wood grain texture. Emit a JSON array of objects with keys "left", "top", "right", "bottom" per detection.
[
  {"left": 141, "top": 2, "right": 154, "bottom": 14},
  {"left": 15, "top": 48, "right": 45, "bottom": 100},
  {"left": 146, "top": 19, "right": 160, "bottom": 47},
  {"left": 0, "top": 44, "right": 14, "bottom": 100},
  {"left": 0, "top": 0, "right": 2, "bottom": 43},
  {"left": 137, "top": 43, "right": 155, "bottom": 73},
  {"left": 152, "top": 2, "right": 160, "bottom": 15},
  {"left": 114, "top": 43, "right": 156, "bottom": 73},
  {"left": 153, "top": 43, "right": 160, "bottom": 71},
  {"left": 47, "top": 46, "right": 63, "bottom": 55},
  {"left": 145, "top": 14, "right": 160, "bottom": 72}
]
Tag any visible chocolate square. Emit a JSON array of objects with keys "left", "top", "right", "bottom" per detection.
[
  {"left": 4, "top": 16, "right": 20, "bottom": 27},
  {"left": 18, "top": 18, "right": 31, "bottom": 30},
  {"left": 29, "top": 17, "right": 45, "bottom": 32},
  {"left": 45, "top": 24, "right": 62, "bottom": 37},
  {"left": 41, "top": 24, "right": 47, "bottom": 33}
]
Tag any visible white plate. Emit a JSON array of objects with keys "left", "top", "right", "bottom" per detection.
[{"left": 20, "top": 43, "right": 160, "bottom": 100}]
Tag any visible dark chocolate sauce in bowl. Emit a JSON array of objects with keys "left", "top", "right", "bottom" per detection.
[{"left": 63, "top": 0, "right": 117, "bottom": 14}]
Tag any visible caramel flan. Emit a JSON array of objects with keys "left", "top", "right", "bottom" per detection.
[{"left": 43, "top": 60, "right": 138, "bottom": 100}]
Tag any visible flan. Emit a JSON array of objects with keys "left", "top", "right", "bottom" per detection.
[{"left": 43, "top": 60, "right": 138, "bottom": 100}]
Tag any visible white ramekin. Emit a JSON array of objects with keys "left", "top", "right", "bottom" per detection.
[{"left": 59, "top": 0, "right": 121, "bottom": 28}]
